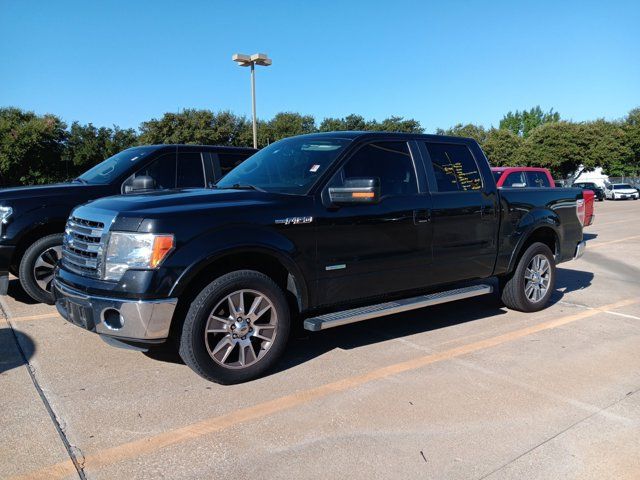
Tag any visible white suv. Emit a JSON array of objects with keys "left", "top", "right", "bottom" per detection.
[{"left": 605, "top": 183, "right": 639, "bottom": 200}]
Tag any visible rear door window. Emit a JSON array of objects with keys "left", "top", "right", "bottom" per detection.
[{"left": 424, "top": 142, "right": 482, "bottom": 192}]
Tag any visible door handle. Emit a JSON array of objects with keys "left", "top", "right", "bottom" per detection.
[{"left": 413, "top": 209, "right": 431, "bottom": 224}]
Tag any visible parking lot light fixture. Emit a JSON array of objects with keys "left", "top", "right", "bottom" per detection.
[{"left": 232, "top": 52, "right": 272, "bottom": 148}]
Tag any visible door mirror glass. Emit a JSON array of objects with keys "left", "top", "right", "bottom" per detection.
[{"left": 329, "top": 177, "right": 381, "bottom": 205}]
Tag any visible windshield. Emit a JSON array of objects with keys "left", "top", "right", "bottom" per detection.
[
  {"left": 614, "top": 184, "right": 633, "bottom": 189},
  {"left": 78, "top": 147, "right": 152, "bottom": 184},
  {"left": 216, "top": 137, "right": 352, "bottom": 194}
]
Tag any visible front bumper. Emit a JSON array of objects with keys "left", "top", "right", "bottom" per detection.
[
  {"left": 0, "top": 245, "right": 15, "bottom": 295},
  {"left": 574, "top": 240, "right": 586, "bottom": 260},
  {"left": 53, "top": 279, "right": 177, "bottom": 342}
]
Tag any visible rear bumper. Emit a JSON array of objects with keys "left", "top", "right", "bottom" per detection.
[
  {"left": 53, "top": 279, "right": 177, "bottom": 342},
  {"left": 574, "top": 241, "right": 586, "bottom": 260}
]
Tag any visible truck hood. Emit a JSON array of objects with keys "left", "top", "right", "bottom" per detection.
[
  {"left": 81, "top": 188, "right": 285, "bottom": 216},
  {"left": 0, "top": 182, "right": 99, "bottom": 202}
]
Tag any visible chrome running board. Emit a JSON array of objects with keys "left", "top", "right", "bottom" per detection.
[{"left": 303, "top": 284, "right": 493, "bottom": 332}]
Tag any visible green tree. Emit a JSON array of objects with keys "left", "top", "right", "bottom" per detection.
[
  {"left": 369, "top": 116, "right": 423, "bottom": 133},
  {"left": 318, "top": 114, "right": 367, "bottom": 132},
  {"left": 319, "top": 114, "right": 422, "bottom": 133},
  {"left": 622, "top": 107, "right": 640, "bottom": 176},
  {"left": 262, "top": 112, "right": 316, "bottom": 144},
  {"left": 518, "top": 122, "right": 584, "bottom": 177},
  {"left": 500, "top": 106, "right": 560, "bottom": 138},
  {"left": 482, "top": 128, "right": 523, "bottom": 166},
  {"left": 63, "top": 122, "right": 138, "bottom": 177},
  {"left": 582, "top": 119, "right": 634, "bottom": 177},
  {"left": 436, "top": 123, "right": 487, "bottom": 144},
  {"left": 0, "top": 107, "right": 67, "bottom": 185},
  {"left": 139, "top": 109, "right": 252, "bottom": 146}
]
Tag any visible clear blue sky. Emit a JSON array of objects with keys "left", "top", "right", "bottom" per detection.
[{"left": 1, "top": 0, "right": 639, "bottom": 132}]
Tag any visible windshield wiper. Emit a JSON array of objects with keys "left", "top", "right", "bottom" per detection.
[
  {"left": 227, "top": 183, "right": 265, "bottom": 192},
  {"left": 72, "top": 177, "right": 88, "bottom": 184}
]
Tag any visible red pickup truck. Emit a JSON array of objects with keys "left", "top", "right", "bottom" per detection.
[{"left": 491, "top": 167, "right": 594, "bottom": 226}]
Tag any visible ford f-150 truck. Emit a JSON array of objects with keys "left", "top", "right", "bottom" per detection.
[
  {"left": 53, "top": 132, "right": 586, "bottom": 384},
  {"left": 0, "top": 144, "right": 255, "bottom": 304}
]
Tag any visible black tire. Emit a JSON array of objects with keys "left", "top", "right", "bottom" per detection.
[
  {"left": 178, "top": 270, "right": 290, "bottom": 384},
  {"left": 500, "top": 242, "right": 556, "bottom": 312},
  {"left": 18, "top": 233, "right": 63, "bottom": 304}
]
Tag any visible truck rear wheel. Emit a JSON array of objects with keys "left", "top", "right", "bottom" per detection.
[
  {"left": 178, "top": 270, "right": 290, "bottom": 384},
  {"left": 18, "top": 234, "right": 63, "bottom": 304},
  {"left": 500, "top": 242, "right": 556, "bottom": 312}
]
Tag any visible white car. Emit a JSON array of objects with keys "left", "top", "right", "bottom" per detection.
[{"left": 605, "top": 183, "right": 639, "bottom": 200}]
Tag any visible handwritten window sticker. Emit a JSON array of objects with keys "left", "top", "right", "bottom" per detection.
[{"left": 309, "top": 164, "right": 321, "bottom": 173}]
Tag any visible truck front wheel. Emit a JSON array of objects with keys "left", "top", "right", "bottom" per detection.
[
  {"left": 500, "top": 242, "right": 556, "bottom": 312},
  {"left": 18, "top": 233, "right": 63, "bottom": 304},
  {"left": 178, "top": 270, "right": 290, "bottom": 384}
]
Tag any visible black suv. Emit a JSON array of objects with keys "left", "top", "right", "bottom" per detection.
[{"left": 0, "top": 144, "right": 255, "bottom": 303}]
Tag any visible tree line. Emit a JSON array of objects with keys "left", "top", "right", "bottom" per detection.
[{"left": 1, "top": 105, "right": 638, "bottom": 186}]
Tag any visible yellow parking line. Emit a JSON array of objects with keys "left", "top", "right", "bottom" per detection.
[
  {"left": 10, "top": 297, "right": 638, "bottom": 480},
  {"left": 587, "top": 234, "right": 640, "bottom": 249},
  {"left": 7, "top": 313, "right": 59, "bottom": 323}
]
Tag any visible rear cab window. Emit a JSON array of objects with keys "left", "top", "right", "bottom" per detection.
[
  {"left": 526, "top": 171, "right": 551, "bottom": 188},
  {"left": 423, "top": 142, "right": 482, "bottom": 192}
]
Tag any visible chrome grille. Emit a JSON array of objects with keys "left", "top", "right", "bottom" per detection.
[{"left": 62, "top": 214, "right": 107, "bottom": 278}]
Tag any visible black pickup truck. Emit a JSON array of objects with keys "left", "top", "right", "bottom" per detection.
[
  {"left": 53, "top": 132, "right": 586, "bottom": 384},
  {"left": 0, "top": 144, "right": 255, "bottom": 303}
]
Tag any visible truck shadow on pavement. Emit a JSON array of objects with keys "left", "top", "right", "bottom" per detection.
[
  {"left": 276, "top": 267, "right": 593, "bottom": 374},
  {"left": 144, "top": 267, "right": 595, "bottom": 375},
  {"left": 0, "top": 328, "right": 35, "bottom": 374},
  {"left": 6, "top": 278, "right": 39, "bottom": 305}
]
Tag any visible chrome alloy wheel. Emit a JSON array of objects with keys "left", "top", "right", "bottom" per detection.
[
  {"left": 33, "top": 246, "right": 62, "bottom": 292},
  {"left": 524, "top": 254, "right": 551, "bottom": 303},
  {"left": 204, "top": 289, "right": 278, "bottom": 369}
]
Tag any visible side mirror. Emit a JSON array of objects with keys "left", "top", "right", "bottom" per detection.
[
  {"left": 329, "top": 177, "right": 380, "bottom": 205},
  {"left": 130, "top": 175, "right": 157, "bottom": 193}
]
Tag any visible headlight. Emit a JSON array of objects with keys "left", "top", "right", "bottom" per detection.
[
  {"left": 104, "top": 232, "right": 174, "bottom": 281},
  {"left": 0, "top": 206, "right": 13, "bottom": 236}
]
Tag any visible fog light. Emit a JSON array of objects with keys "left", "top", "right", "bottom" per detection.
[{"left": 103, "top": 308, "right": 124, "bottom": 330}]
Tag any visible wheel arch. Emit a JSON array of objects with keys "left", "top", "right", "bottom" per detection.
[
  {"left": 507, "top": 224, "right": 560, "bottom": 274},
  {"left": 10, "top": 221, "right": 66, "bottom": 275},
  {"left": 169, "top": 246, "right": 309, "bottom": 322}
]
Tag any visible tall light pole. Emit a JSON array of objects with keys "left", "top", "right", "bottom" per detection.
[{"left": 232, "top": 53, "right": 272, "bottom": 149}]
